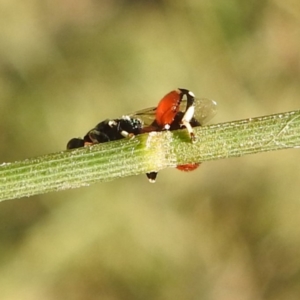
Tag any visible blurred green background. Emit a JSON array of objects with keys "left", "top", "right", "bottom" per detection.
[{"left": 1, "top": 0, "right": 300, "bottom": 299}]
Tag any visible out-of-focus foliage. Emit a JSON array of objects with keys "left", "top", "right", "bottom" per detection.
[{"left": 0, "top": 0, "right": 300, "bottom": 299}]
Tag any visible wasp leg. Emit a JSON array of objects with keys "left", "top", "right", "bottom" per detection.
[
  {"left": 108, "top": 120, "right": 118, "bottom": 127},
  {"left": 146, "top": 172, "right": 158, "bottom": 183},
  {"left": 88, "top": 129, "right": 110, "bottom": 143},
  {"left": 109, "top": 119, "right": 136, "bottom": 139},
  {"left": 164, "top": 124, "right": 171, "bottom": 130},
  {"left": 181, "top": 105, "right": 196, "bottom": 143},
  {"left": 120, "top": 130, "right": 135, "bottom": 139}
]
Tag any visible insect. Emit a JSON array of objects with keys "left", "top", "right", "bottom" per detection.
[{"left": 67, "top": 88, "right": 217, "bottom": 182}]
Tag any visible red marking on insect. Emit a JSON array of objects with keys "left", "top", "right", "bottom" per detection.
[{"left": 176, "top": 163, "right": 200, "bottom": 172}]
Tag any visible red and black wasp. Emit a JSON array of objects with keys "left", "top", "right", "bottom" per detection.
[{"left": 67, "top": 88, "right": 217, "bottom": 182}]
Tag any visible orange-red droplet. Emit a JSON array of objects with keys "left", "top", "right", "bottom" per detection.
[{"left": 176, "top": 163, "right": 200, "bottom": 172}]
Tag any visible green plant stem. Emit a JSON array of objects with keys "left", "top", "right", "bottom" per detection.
[{"left": 1, "top": 110, "right": 300, "bottom": 202}]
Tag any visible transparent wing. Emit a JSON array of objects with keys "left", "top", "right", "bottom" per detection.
[
  {"left": 128, "top": 106, "right": 157, "bottom": 127},
  {"left": 179, "top": 97, "right": 217, "bottom": 125},
  {"left": 194, "top": 98, "right": 218, "bottom": 125}
]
